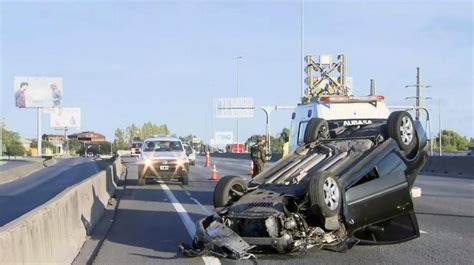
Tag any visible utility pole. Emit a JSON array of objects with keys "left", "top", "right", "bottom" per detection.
[
  {"left": 416, "top": 67, "right": 421, "bottom": 120},
  {"left": 37, "top": 108, "right": 42, "bottom": 157},
  {"left": 438, "top": 98, "right": 442, "bottom": 156},
  {"left": 406, "top": 67, "right": 430, "bottom": 121}
]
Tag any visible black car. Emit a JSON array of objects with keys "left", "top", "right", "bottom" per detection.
[{"left": 181, "top": 111, "right": 429, "bottom": 259}]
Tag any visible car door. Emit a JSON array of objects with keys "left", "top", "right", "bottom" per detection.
[{"left": 344, "top": 149, "right": 419, "bottom": 244}]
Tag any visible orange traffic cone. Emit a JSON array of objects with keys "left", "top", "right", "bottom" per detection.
[
  {"left": 210, "top": 164, "right": 218, "bottom": 180},
  {"left": 249, "top": 160, "right": 254, "bottom": 176},
  {"left": 205, "top": 152, "right": 211, "bottom": 167}
]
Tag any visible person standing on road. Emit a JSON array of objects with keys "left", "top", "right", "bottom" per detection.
[
  {"left": 251, "top": 136, "right": 266, "bottom": 178},
  {"left": 282, "top": 134, "right": 290, "bottom": 158}
]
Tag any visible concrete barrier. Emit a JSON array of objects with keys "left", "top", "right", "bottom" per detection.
[
  {"left": 211, "top": 152, "right": 282, "bottom": 162},
  {"left": 0, "top": 161, "right": 44, "bottom": 185},
  {"left": 421, "top": 156, "right": 474, "bottom": 176},
  {"left": 211, "top": 152, "right": 474, "bottom": 177},
  {"left": 0, "top": 157, "right": 123, "bottom": 264}
]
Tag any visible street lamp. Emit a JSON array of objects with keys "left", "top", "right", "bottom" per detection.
[{"left": 234, "top": 55, "right": 243, "bottom": 147}]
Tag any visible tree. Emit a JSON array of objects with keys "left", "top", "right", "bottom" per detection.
[
  {"left": 68, "top": 138, "right": 81, "bottom": 154},
  {"left": 113, "top": 128, "right": 129, "bottom": 150},
  {"left": 1, "top": 123, "right": 25, "bottom": 157},
  {"left": 179, "top": 135, "right": 196, "bottom": 144},
  {"left": 434, "top": 129, "right": 470, "bottom": 152}
]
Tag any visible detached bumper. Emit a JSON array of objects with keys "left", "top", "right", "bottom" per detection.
[{"left": 181, "top": 216, "right": 255, "bottom": 259}]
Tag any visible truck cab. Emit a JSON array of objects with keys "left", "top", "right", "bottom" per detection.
[{"left": 290, "top": 95, "right": 390, "bottom": 152}]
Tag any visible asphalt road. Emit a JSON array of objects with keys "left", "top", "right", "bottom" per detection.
[
  {"left": 0, "top": 157, "right": 100, "bottom": 226},
  {"left": 90, "top": 156, "right": 473, "bottom": 265}
]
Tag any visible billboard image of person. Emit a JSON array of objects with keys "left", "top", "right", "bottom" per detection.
[
  {"left": 14, "top": 77, "right": 63, "bottom": 108},
  {"left": 15, "top": 82, "right": 29, "bottom": 108}
]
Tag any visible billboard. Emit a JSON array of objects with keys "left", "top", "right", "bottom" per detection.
[
  {"left": 49, "top": 108, "right": 81, "bottom": 129},
  {"left": 215, "top": 97, "right": 254, "bottom": 118},
  {"left": 215, "top": 131, "right": 233, "bottom": 146},
  {"left": 14, "top": 76, "right": 63, "bottom": 108}
]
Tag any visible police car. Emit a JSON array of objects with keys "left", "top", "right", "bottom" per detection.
[{"left": 137, "top": 136, "right": 189, "bottom": 185}]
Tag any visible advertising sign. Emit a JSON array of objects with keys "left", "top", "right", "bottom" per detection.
[
  {"left": 49, "top": 108, "right": 81, "bottom": 129},
  {"left": 215, "top": 131, "right": 233, "bottom": 146},
  {"left": 215, "top": 97, "right": 254, "bottom": 118},
  {"left": 14, "top": 76, "right": 63, "bottom": 108}
]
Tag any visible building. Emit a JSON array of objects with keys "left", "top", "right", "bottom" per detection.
[
  {"left": 68, "top": 131, "right": 106, "bottom": 143},
  {"left": 42, "top": 134, "right": 65, "bottom": 145}
]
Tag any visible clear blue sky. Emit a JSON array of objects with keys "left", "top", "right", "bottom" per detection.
[{"left": 1, "top": 0, "right": 472, "bottom": 142}]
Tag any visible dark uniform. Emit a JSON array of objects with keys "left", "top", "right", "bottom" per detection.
[{"left": 251, "top": 141, "right": 266, "bottom": 178}]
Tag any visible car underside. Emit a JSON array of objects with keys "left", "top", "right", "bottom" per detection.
[{"left": 181, "top": 111, "right": 428, "bottom": 259}]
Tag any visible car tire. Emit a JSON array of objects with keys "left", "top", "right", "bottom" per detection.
[
  {"left": 181, "top": 174, "right": 189, "bottom": 185},
  {"left": 387, "top": 111, "right": 417, "bottom": 153},
  {"left": 309, "top": 171, "right": 341, "bottom": 218},
  {"left": 213, "top": 175, "right": 247, "bottom": 208},
  {"left": 304, "top": 118, "right": 330, "bottom": 144}
]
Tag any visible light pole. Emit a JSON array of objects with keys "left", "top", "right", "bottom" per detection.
[
  {"left": 234, "top": 55, "right": 243, "bottom": 147},
  {"left": 300, "top": 0, "right": 305, "bottom": 99}
]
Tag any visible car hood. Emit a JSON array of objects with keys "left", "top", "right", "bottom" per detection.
[{"left": 141, "top": 151, "right": 186, "bottom": 160}]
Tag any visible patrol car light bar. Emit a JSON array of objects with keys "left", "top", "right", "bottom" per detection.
[{"left": 319, "top": 95, "right": 384, "bottom": 103}]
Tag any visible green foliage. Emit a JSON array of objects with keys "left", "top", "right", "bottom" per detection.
[
  {"left": 113, "top": 128, "right": 129, "bottom": 150},
  {"left": 68, "top": 138, "right": 82, "bottom": 153},
  {"left": 179, "top": 135, "right": 195, "bottom": 145},
  {"left": 113, "top": 122, "right": 171, "bottom": 151},
  {"left": 1, "top": 124, "right": 25, "bottom": 156},
  {"left": 245, "top": 128, "right": 290, "bottom": 154},
  {"left": 78, "top": 141, "right": 112, "bottom": 155},
  {"left": 434, "top": 129, "right": 470, "bottom": 152},
  {"left": 30, "top": 139, "right": 55, "bottom": 150}
]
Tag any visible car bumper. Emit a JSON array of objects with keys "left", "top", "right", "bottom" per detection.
[{"left": 139, "top": 161, "right": 189, "bottom": 178}]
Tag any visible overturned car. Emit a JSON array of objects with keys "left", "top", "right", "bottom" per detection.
[{"left": 181, "top": 111, "right": 428, "bottom": 259}]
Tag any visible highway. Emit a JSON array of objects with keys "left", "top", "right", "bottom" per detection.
[
  {"left": 0, "top": 158, "right": 100, "bottom": 226},
  {"left": 85, "top": 155, "right": 473, "bottom": 265}
]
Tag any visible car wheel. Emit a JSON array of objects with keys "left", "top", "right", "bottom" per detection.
[
  {"left": 213, "top": 175, "right": 247, "bottom": 208},
  {"left": 387, "top": 111, "right": 417, "bottom": 153},
  {"left": 309, "top": 172, "right": 341, "bottom": 218},
  {"left": 181, "top": 174, "right": 189, "bottom": 185},
  {"left": 304, "top": 118, "right": 330, "bottom": 144}
]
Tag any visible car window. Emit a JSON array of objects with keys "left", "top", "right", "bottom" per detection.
[
  {"left": 297, "top": 121, "right": 308, "bottom": 145},
  {"left": 132, "top": 142, "right": 142, "bottom": 148},
  {"left": 143, "top": 140, "right": 183, "bottom": 152}
]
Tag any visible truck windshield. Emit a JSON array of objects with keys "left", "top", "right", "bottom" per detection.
[{"left": 143, "top": 141, "right": 183, "bottom": 152}]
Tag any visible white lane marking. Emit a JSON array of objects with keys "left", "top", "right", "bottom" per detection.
[
  {"left": 420, "top": 230, "right": 428, "bottom": 234},
  {"left": 190, "top": 197, "right": 212, "bottom": 215},
  {"left": 160, "top": 183, "right": 221, "bottom": 265},
  {"left": 184, "top": 189, "right": 192, "bottom": 197}
]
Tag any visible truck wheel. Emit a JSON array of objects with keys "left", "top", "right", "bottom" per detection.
[
  {"left": 213, "top": 175, "right": 247, "bottom": 208},
  {"left": 309, "top": 172, "right": 341, "bottom": 218},
  {"left": 304, "top": 118, "right": 329, "bottom": 144},
  {"left": 181, "top": 174, "right": 189, "bottom": 185},
  {"left": 387, "top": 111, "right": 417, "bottom": 153}
]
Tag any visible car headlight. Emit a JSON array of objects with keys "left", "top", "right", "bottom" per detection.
[
  {"left": 144, "top": 158, "right": 153, "bottom": 166},
  {"left": 177, "top": 157, "right": 188, "bottom": 167}
]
